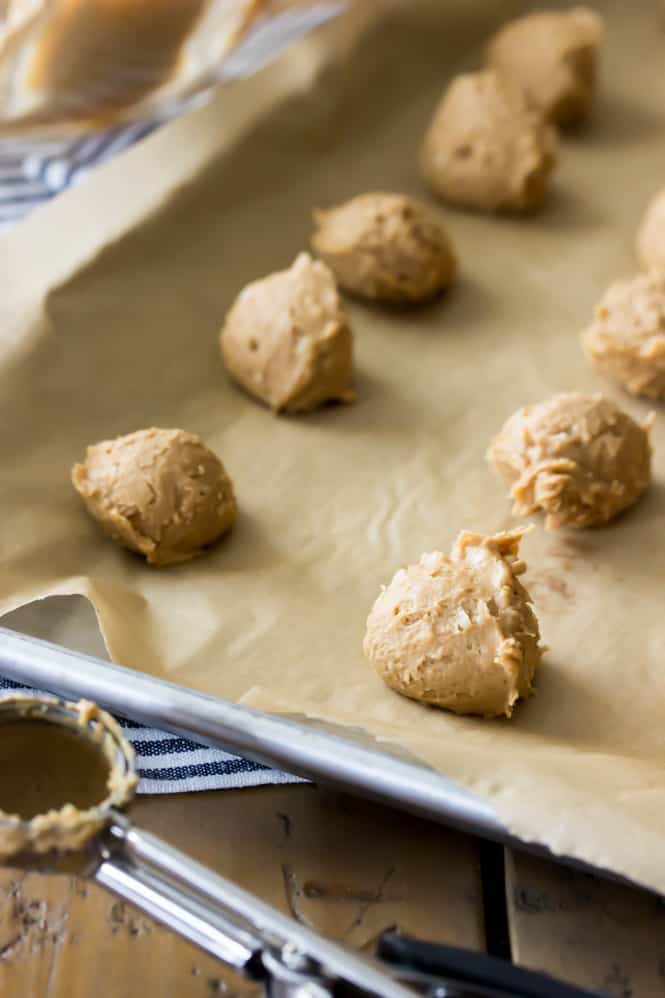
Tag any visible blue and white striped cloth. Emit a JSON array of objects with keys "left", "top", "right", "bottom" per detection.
[
  {"left": 0, "top": 4, "right": 342, "bottom": 792},
  {"left": 0, "top": 675, "right": 302, "bottom": 794}
]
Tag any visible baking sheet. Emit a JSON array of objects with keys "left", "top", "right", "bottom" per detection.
[{"left": 2, "top": 0, "right": 665, "bottom": 893}]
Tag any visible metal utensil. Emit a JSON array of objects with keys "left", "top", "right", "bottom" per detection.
[
  {"left": 0, "top": 692, "right": 413, "bottom": 998},
  {"left": 0, "top": 627, "right": 639, "bottom": 893},
  {"left": 0, "top": 691, "right": 601, "bottom": 998},
  {"left": 0, "top": 627, "right": 511, "bottom": 838}
]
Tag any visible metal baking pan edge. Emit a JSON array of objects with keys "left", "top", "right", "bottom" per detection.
[{"left": 0, "top": 627, "right": 645, "bottom": 894}]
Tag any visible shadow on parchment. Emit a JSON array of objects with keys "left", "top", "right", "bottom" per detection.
[
  {"left": 163, "top": 508, "right": 282, "bottom": 575},
  {"left": 506, "top": 658, "right": 655, "bottom": 759},
  {"left": 583, "top": 89, "right": 665, "bottom": 149},
  {"left": 339, "top": 275, "right": 496, "bottom": 336},
  {"left": 531, "top": 181, "right": 609, "bottom": 233},
  {"left": 542, "top": 478, "right": 665, "bottom": 573}
]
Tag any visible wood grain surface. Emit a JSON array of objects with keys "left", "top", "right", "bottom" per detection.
[
  {"left": 0, "top": 785, "right": 484, "bottom": 998},
  {"left": 505, "top": 849, "right": 665, "bottom": 998},
  {"left": 3, "top": 783, "right": 665, "bottom": 996}
]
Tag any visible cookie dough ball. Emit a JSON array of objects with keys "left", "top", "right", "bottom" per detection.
[
  {"left": 487, "top": 7, "right": 603, "bottom": 127},
  {"left": 220, "top": 253, "right": 354, "bottom": 414},
  {"left": 636, "top": 188, "right": 665, "bottom": 270},
  {"left": 72, "top": 428, "right": 236, "bottom": 566},
  {"left": 421, "top": 69, "right": 557, "bottom": 213},
  {"left": 364, "top": 530, "right": 541, "bottom": 718},
  {"left": 311, "top": 192, "right": 456, "bottom": 304},
  {"left": 582, "top": 270, "right": 665, "bottom": 400},
  {"left": 487, "top": 393, "right": 652, "bottom": 529}
]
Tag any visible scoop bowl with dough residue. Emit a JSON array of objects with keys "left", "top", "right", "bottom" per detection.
[
  {"left": 487, "top": 393, "right": 653, "bottom": 529},
  {"left": 364, "top": 530, "right": 542, "bottom": 718},
  {"left": 72, "top": 428, "right": 237, "bottom": 566},
  {"left": 0, "top": 696, "right": 137, "bottom": 859},
  {"left": 311, "top": 192, "right": 456, "bottom": 304}
]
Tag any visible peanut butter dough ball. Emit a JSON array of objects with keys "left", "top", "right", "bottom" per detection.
[
  {"left": 72, "top": 428, "right": 236, "bottom": 566},
  {"left": 220, "top": 253, "right": 354, "bottom": 414},
  {"left": 636, "top": 188, "right": 665, "bottom": 271},
  {"left": 582, "top": 270, "right": 665, "bottom": 400},
  {"left": 364, "top": 530, "right": 541, "bottom": 718},
  {"left": 311, "top": 192, "right": 456, "bottom": 304},
  {"left": 487, "top": 7, "right": 603, "bottom": 127},
  {"left": 421, "top": 69, "right": 557, "bottom": 214},
  {"left": 487, "top": 393, "right": 652, "bottom": 530}
]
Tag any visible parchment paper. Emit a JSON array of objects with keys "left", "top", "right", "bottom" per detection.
[{"left": 2, "top": 0, "right": 665, "bottom": 893}]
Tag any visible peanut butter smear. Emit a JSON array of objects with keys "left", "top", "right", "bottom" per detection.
[
  {"left": 25, "top": 0, "right": 207, "bottom": 118},
  {"left": 0, "top": 0, "right": 260, "bottom": 133}
]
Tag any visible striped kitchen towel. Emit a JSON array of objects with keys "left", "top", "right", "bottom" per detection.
[
  {"left": 0, "top": 675, "right": 303, "bottom": 794},
  {"left": 0, "top": 4, "right": 342, "bottom": 792}
]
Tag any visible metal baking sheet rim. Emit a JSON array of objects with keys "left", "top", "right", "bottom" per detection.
[{"left": 0, "top": 627, "right": 645, "bottom": 894}]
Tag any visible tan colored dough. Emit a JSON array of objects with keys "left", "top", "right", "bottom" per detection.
[
  {"left": 72, "top": 428, "right": 236, "bottom": 566},
  {"left": 311, "top": 192, "right": 456, "bottom": 304},
  {"left": 487, "top": 7, "right": 604, "bottom": 127},
  {"left": 363, "top": 529, "right": 541, "bottom": 718},
  {"left": 220, "top": 252, "right": 354, "bottom": 414},
  {"left": 0, "top": 697, "right": 137, "bottom": 858},
  {"left": 420, "top": 68, "right": 557, "bottom": 214},
  {"left": 582, "top": 270, "right": 665, "bottom": 400},
  {"left": 487, "top": 393, "right": 652, "bottom": 530},
  {"left": 636, "top": 188, "right": 665, "bottom": 270}
]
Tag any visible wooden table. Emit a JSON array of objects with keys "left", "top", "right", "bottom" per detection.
[{"left": 2, "top": 783, "right": 665, "bottom": 998}]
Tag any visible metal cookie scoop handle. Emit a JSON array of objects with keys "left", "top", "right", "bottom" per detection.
[
  {"left": 91, "top": 813, "right": 600, "bottom": 998},
  {"left": 0, "top": 692, "right": 599, "bottom": 998},
  {"left": 95, "top": 809, "right": 413, "bottom": 998}
]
